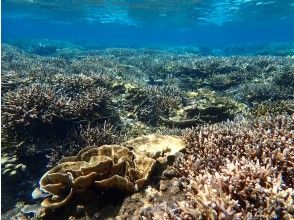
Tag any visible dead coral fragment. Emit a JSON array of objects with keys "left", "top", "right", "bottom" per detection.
[{"left": 39, "top": 145, "right": 156, "bottom": 209}]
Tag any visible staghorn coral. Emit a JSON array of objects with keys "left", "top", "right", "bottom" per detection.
[
  {"left": 182, "top": 115, "right": 293, "bottom": 179},
  {"left": 45, "top": 121, "right": 125, "bottom": 167},
  {"left": 73, "top": 121, "right": 124, "bottom": 147},
  {"left": 237, "top": 81, "right": 291, "bottom": 104},
  {"left": 138, "top": 115, "right": 293, "bottom": 220},
  {"left": 44, "top": 73, "right": 112, "bottom": 95},
  {"left": 251, "top": 100, "right": 294, "bottom": 116},
  {"left": 273, "top": 65, "right": 294, "bottom": 89},
  {"left": 171, "top": 114, "right": 294, "bottom": 219},
  {"left": 1, "top": 84, "right": 57, "bottom": 135},
  {"left": 173, "top": 157, "right": 293, "bottom": 219},
  {"left": 2, "top": 44, "right": 294, "bottom": 218},
  {"left": 207, "top": 71, "right": 246, "bottom": 91},
  {"left": 1, "top": 70, "right": 27, "bottom": 94},
  {"left": 125, "top": 84, "right": 182, "bottom": 125},
  {"left": 54, "top": 86, "right": 114, "bottom": 123},
  {"left": 1, "top": 83, "right": 114, "bottom": 138}
]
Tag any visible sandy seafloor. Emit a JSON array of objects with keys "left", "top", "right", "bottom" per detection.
[{"left": 1, "top": 41, "right": 294, "bottom": 219}]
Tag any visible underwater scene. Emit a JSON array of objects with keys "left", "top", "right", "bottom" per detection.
[{"left": 1, "top": 0, "right": 294, "bottom": 219}]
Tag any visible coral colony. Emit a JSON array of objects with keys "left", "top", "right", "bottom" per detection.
[{"left": 1, "top": 43, "right": 294, "bottom": 219}]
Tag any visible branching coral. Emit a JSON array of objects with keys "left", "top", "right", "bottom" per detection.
[
  {"left": 174, "top": 157, "right": 293, "bottom": 219},
  {"left": 237, "top": 81, "right": 291, "bottom": 104},
  {"left": 251, "top": 100, "right": 294, "bottom": 116},
  {"left": 1, "top": 84, "right": 57, "bottom": 135},
  {"left": 45, "top": 73, "right": 112, "bottom": 95},
  {"left": 55, "top": 87, "right": 114, "bottom": 123},
  {"left": 2, "top": 84, "right": 114, "bottom": 138},
  {"left": 172, "top": 114, "right": 294, "bottom": 218},
  {"left": 2, "top": 44, "right": 294, "bottom": 219},
  {"left": 183, "top": 115, "right": 293, "bottom": 178},
  {"left": 139, "top": 115, "right": 293, "bottom": 219},
  {"left": 126, "top": 84, "right": 182, "bottom": 125},
  {"left": 74, "top": 121, "right": 124, "bottom": 147}
]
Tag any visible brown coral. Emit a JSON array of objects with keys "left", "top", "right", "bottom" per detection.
[
  {"left": 39, "top": 145, "right": 156, "bottom": 209},
  {"left": 38, "top": 134, "right": 185, "bottom": 212}
]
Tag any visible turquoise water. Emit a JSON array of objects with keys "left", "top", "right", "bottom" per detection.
[{"left": 3, "top": 0, "right": 294, "bottom": 49}]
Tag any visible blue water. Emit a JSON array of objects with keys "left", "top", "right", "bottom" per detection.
[{"left": 2, "top": 0, "right": 294, "bottom": 48}]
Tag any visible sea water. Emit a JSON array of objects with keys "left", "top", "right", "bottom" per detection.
[{"left": 3, "top": 0, "right": 294, "bottom": 51}]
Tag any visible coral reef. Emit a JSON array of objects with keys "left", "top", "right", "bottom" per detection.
[
  {"left": 1, "top": 84, "right": 57, "bottom": 136},
  {"left": 161, "top": 88, "right": 246, "bottom": 127},
  {"left": 35, "top": 134, "right": 184, "bottom": 217},
  {"left": 39, "top": 145, "right": 156, "bottom": 209},
  {"left": 123, "top": 84, "right": 182, "bottom": 125},
  {"left": 182, "top": 115, "right": 293, "bottom": 177},
  {"left": 73, "top": 121, "right": 124, "bottom": 147},
  {"left": 2, "top": 43, "right": 294, "bottom": 219},
  {"left": 46, "top": 121, "right": 125, "bottom": 167},
  {"left": 251, "top": 100, "right": 294, "bottom": 116},
  {"left": 123, "top": 134, "right": 185, "bottom": 158},
  {"left": 168, "top": 114, "right": 293, "bottom": 219},
  {"left": 1, "top": 83, "right": 114, "bottom": 138}
]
